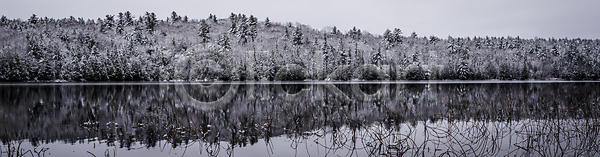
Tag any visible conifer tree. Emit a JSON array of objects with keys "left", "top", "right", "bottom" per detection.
[
  {"left": 264, "top": 17, "right": 271, "bottom": 27},
  {"left": 124, "top": 11, "right": 133, "bottom": 26},
  {"left": 392, "top": 28, "right": 402, "bottom": 43},
  {"left": 383, "top": 29, "right": 393, "bottom": 48},
  {"left": 198, "top": 20, "right": 211, "bottom": 43},
  {"left": 104, "top": 15, "right": 115, "bottom": 28},
  {"left": 0, "top": 15, "right": 8, "bottom": 26},
  {"left": 170, "top": 11, "right": 181, "bottom": 23},
  {"left": 229, "top": 13, "right": 237, "bottom": 21},
  {"left": 229, "top": 22, "right": 237, "bottom": 34},
  {"left": 28, "top": 14, "right": 38, "bottom": 25},
  {"left": 116, "top": 15, "right": 125, "bottom": 34},
  {"left": 293, "top": 26, "right": 303, "bottom": 45},
  {"left": 208, "top": 14, "right": 217, "bottom": 23},
  {"left": 217, "top": 34, "right": 231, "bottom": 50},
  {"left": 372, "top": 47, "right": 382, "bottom": 65},
  {"left": 348, "top": 27, "right": 361, "bottom": 39},
  {"left": 332, "top": 26, "right": 339, "bottom": 35},
  {"left": 410, "top": 31, "right": 418, "bottom": 38},
  {"left": 144, "top": 12, "right": 157, "bottom": 33}
]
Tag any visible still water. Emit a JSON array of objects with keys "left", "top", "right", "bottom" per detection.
[{"left": 1, "top": 81, "right": 599, "bottom": 157}]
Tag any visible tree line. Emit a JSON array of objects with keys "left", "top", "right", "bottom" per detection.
[{"left": 0, "top": 11, "right": 599, "bottom": 81}]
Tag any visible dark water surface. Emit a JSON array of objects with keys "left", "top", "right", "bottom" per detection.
[{"left": 1, "top": 81, "right": 600, "bottom": 157}]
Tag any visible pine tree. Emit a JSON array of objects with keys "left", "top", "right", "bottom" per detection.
[
  {"left": 372, "top": 47, "right": 382, "bottom": 65},
  {"left": 124, "top": 11, "right": 133, "bottom": 26},
  {"left": 98, "top": 18, "right": 106, "bottom": 33},
  {"left": 392, "top": 28, "right": 402, "bottom": 43},
  {"left": 144, "top": 12, "right": 157, "bottom": 33},
  {"left": 383, "top": 29, "right": 393, "bottom": 48},
  {"left": 410, "top": 31, "right": 418, "bottom": 38},
  {"left": 116, "top": 19, "right": 124, "bottom": 34},
  {"left": 170, "top": 11, "right": 181, "bottom": 23},
  {"left": 0, "top": 15, "right": 7, "bottom": 26},
  {"left": 104, "top": 15, "right": 115, "bottom": 28},
  {"left": 28, "top": 14, "right": 38, "bottom": 25},
  {"left": 248, "top": 15, "right": 257, "bottom": 27},
  {"left": 292, "top": 26, "right": 303, "bottom": 45},
  {"left": 236, "top": 21, "right": 248, "bottom": 44},
  {"left": 322, "top": 34, "right": 331, "bottom": 74},
  {"left": 332, "top": 26, "right": 339, "bottom": 35},
  {"left": 229, "top": 22, "right": 237, "bottom": 34},
  {"left": 284, "top": 27, "right": 290, "bottom": 38},
  {"left": 229, "top": 13, "right": 237, "bottom": 22},
  {"left": 217, "top": 34, "right": 231, "bottom": 50},
  {"left": 198, "top": 20, "right": 211, "bottom": 43},
  {"left": 264, "top": 17, "right": 271, "bottom": 27},
  {"left": 208, "top": 14, "right": 217, "bottom": 23},
  {"left": 348, "top": 26, "right": 361, "bottom": 39},
  {"left": 248, "top": 15, "right": 258, "bottom": 41}
]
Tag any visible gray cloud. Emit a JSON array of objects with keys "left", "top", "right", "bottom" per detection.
[{"left": 2, "top": 0, "right": 599, "bottom": 38}]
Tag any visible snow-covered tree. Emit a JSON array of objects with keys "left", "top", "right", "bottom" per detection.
[
  {"left": 170, "top": 11, "right": 181, "bottom": 23},
  {"left": 198, "top": 20, "right": 211, "bottom": 43},
  {"left": 264, "top": 17, "right": 271, "bottom": 27},
  {"left": 143, "top": 12, "right": 158, "bottom": 33},
  {"left": 292, "top": 26, "right": 303, "bottom": 45},
  {"left": 348, "top": 26, "right": 361, "bottom": 39}
]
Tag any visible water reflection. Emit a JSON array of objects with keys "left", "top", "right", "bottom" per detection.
[{"left": 1, "top": 82, "right": 599, "bottom": 156}]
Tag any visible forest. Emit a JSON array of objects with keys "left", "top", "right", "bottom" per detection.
[{"left": 1, "top": 11, "right": 599, "bottom": 81}]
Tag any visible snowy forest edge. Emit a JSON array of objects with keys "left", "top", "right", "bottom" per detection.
[{"left": 1, "top": 12, "right": 599, "bottom": 82}]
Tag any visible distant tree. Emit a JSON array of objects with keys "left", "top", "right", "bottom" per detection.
[
  {"left": 372, "top": 47, "right": 382, "bottom": 65},
  {"left": 98, "top": 18, "right": 107, "bottom": 33},
  {"left": 236, "top": 21, "right": 248, "bottom": 44},
  {"left": 240, "top": 14, "right": 247, "bottom": 23},
  {"left": 248, "top": 25, "right": 257, "bottom": 42},
  {"left": 340, "top": 49, "right": 348, "bottom": 65},
  {"left": 208, "top": 14, "right": 217, "bottom": 23},
  {"left": 348, "top": 26, "right": 361, "bottom": 39},
  {"left": 248, "top": 15, "right": 257, "bottom": 27},
  {"left": 392, "top": 28, "right": 402, "bottom": 43},
  {"left": 117, "top": 12, "right": 124, "bottom": 22},
  {"left": 229, "top": 13, "right": 237, "bottom": 21},
  {"left": 28, "top": 14, "right": 38, "bottom": 25},
  {"left": 332, "top": 26, "right": 340, "bottom": 35},
  {"left": 1, "top": 15, "right": 8, "bottom": 26},
  {"left": 124, "top": 11, "right": 134, "bottom": 25},
  {"left": 116, "top": 12, "right": 125, "bottom": 34},
  {"left": 383, "top": 29, "right": 393, "bottom": 48},
  {"left": 170, "top": 11, "right": 181, "bottom": 23},
  {"left": 383, "top": 28, "right": 403, "bottom": 48},
  {"left": 264, "top": 17, "right": 271, "bottom": 27},
  {"left": 292, "top": 26, "right": 303, "bottom": 45},
  {"left": 410, "top": 31, "right": 418, "bottom": 38},
  {"left": 247, "top": 15, "right": 258, "bottom": 41},
  {"left": 104, "top": 15, "right": 115, "bottom": 28},
  {"left": 322, "top": 34, "right": 331, "bottom": 74},
  {"left": 183, "top": 16, "right": 188, "bottom": 22},
  {"left": 284, "top": 27, "right": 290, "bottom": 38},
  {"left": 198, "top": 20, "right": 211, "bottom": 43},
  {"left": 115, "top": 24, "right": 124, "bottom": 34},
  {"left": 217, "top": 34, "right": 231, "bottom": 50},
  {"left": 144, "top": 12, "right": 158, "bottom": 33},
  {"left": 429, "top": 36, "right": 439, "bottom": 44},
  {"left": 229, "top": 22, "right": 237, "bottom": 34}
]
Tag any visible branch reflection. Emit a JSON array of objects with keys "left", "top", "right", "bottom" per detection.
[{"left": 1, "top": 82, "right": 599, "bottom": 156}]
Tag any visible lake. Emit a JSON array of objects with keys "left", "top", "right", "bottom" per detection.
[{"left": 1, "top": 81, "right": 599, "bottom": 156}]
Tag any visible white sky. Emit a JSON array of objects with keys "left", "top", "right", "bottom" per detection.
[{"left": 2, "top": 0, "right": 600, "bottom": 39}]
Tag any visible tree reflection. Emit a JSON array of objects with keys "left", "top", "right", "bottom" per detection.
[{"left": 1, "top": 82, "right": 599, "bottom": 156}]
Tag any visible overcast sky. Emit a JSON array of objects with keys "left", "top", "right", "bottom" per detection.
[{"left": 2, "top": 0, "right": 599, "bottom": 39}]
